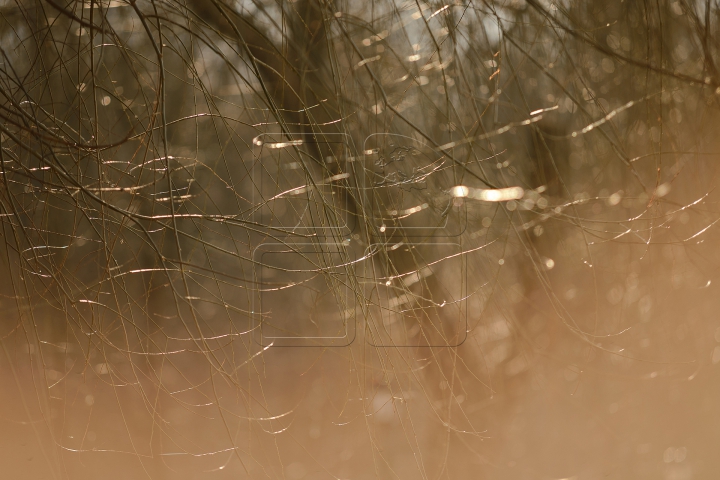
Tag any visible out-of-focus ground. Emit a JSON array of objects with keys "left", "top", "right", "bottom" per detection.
[{"left": 2, "top": 231, "right": 720, "bottom": 480}]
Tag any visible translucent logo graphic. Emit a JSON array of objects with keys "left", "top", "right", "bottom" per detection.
[
  {"left": 362, "top": 133, "right": 467, "bottom": 238},
  {"left": 253, "top": 243, "right": 358, "bottom": 347},
  {"left": 362, "top": 241, "right": 467, "bottom": 347},
  {"left": 252, "top": 133, "right": 359, "bottom": 239}
]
